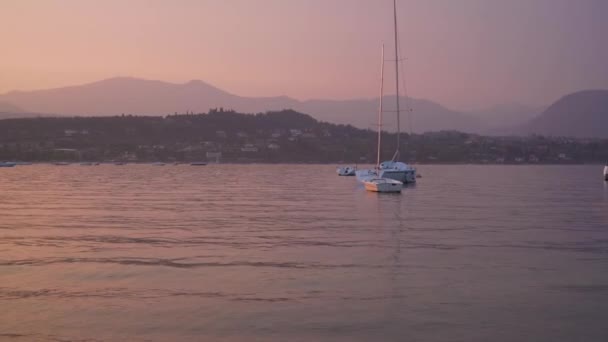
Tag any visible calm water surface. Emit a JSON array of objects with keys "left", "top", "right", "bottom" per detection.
[{"left": 1, "top": 164, "right": 607, "bottom": 341}]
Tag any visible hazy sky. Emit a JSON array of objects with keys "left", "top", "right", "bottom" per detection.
[{"left": 1, "top": 0, "right": 607, "bottom": 110}]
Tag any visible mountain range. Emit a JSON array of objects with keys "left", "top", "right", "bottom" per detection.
[
  {"left": 0, "top": 77, "right": 606, "bottom": 138},
  {"left": 0, "top": 77, "right": 486, "bottom": 133}
]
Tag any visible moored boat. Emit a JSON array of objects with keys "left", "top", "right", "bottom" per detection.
[
  {"left": 363, "top": 177, "right": 403, "bottom": 193},
  {"left": 356, "top": 161, "right": 416, "bottom": 184},
  {"left": 355, "top": 0, "right": 416, "bottom": 185},
  {"left": 336, "top": 165, "right": 356, "bottom": 176}
]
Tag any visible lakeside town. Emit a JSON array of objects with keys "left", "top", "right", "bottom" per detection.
[{"left": 1, "top": 109, "right": 607, "bottom": 164}]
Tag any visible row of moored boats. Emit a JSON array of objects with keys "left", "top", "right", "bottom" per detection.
[
  {"left": 336, "top": 6, "right": 417, "bottom": 194},
  {"left": 337, "top": 162, "right": 417, "bottom": 194}
]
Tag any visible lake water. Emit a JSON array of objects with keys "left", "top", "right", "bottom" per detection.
[{"left": 1, "top": 164, "right": 607, "bottom": 341}]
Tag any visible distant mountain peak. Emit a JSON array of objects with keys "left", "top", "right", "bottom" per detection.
[
  {"left": 87, "top": 76, "right": 152, "bottom": 85},
  {"left": 85, "top": 77, "right": 219, "bottom": 89},
  {"left": 544, "top": 89, "right": 608, "bottom": 111},
  {"left": 181, "top": 79, "right": 231, "bottom": 93},
  {"left": 550, "top": 89, "right": 608, "bottom": 105},
  {"left": 185, "top": 79, "right": 207, "bottom": 85},
  {"left": 101, "top": 76, "right": 140, "bottom": 82},
  {"left": 520, "top": 89, "right": 608, "bottom": 138}
]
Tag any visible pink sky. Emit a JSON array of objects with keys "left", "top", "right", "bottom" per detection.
[{"left": 1, "top": 0, "right": 607, "bottom": 110}]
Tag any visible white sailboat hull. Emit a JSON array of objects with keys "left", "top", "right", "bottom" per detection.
[{"left": 363, "top": 178, "right": 403, "bottom": 193}]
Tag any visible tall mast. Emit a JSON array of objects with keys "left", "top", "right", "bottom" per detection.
[
  {"left": 392, "top": 0, "right": 401, "bottom": 162},
  {"left": 377, "top": 44, "right": 385, "bottom": 170}
]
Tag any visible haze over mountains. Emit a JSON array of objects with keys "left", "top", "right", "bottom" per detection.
[
  {"left": 0, "top": 77, "right": 606, "bottom": 138},
  {"left": 0, "top": 77, "right": 486, "bottom": 133},
  {"left": 519, "top": 90, "right": 608, "bottom": 138},
  {"left": 0, "top": 101, "right": 24, "bottom": 120},
  {"left": 470, "top": 103, "right": 544, "bottom": 129},
  {"left": 0, "top": 101, "right": 23, "bottom": 113}
]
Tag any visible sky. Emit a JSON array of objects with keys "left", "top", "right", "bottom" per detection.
[{"left": 1, "top": 0, "right": 607, "bottom": 110}]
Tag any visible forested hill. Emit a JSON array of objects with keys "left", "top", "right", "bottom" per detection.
[{"left": 0, "top": 109, "right": 606, "bottom": 164}]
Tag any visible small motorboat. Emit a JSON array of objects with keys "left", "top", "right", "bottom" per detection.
[
  {"left": 337, "top": 165, "right": 356, "bottom": 176},
  {"left": 363, "top": 177, "right": 403, "bottom": 193}
]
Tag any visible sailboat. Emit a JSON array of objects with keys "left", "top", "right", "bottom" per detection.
[
  {"left": 356, "top": 0, "right": 416, "bottom": 185},
  {"left": 363, "top": 45, "right": 403, "bottom": 193}
]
